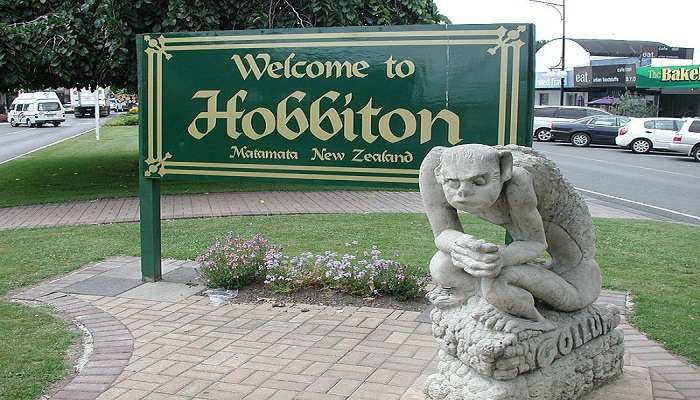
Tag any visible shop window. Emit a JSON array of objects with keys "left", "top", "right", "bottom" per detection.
[{"left": 538, "top": 93, "right": 550, "bottom": 105}]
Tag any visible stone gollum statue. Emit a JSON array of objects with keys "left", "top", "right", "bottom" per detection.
[{"left": 419, "top": 144, "right": 601, "bottom": 332}]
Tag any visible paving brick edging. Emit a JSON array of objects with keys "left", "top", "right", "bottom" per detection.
[{"left": 30, "top": 292, "right": 134, "bottom": 400}]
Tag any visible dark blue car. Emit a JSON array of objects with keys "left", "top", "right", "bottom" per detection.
[{"left": 551, "top": 116, "right": 630, "bottom": 147}]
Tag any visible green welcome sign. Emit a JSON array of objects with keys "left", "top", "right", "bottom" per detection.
[
  {"left": 137, "top": 24, "right": 535, "bottom": 280},
  {"left": 637, "top": 65, "right": 700, "bottom": 89}
]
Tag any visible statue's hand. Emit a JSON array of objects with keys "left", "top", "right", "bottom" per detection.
[{"left": 451, "top": 236, "right": 503, "bottom": 278}]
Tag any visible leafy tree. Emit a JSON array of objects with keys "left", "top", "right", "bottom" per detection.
[
  {"left": 0, "top": 0, "right": 447, "bottom": 92},
  {"left": 535, "top": 39, "right": 548, "bottom": 53},
  {"left": 611, "top": 92, "right": 657, "bottom": 118}
]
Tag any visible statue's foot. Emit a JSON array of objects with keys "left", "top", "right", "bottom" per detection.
[
  {"left": 427, "top": 287, "right": 465, "bottom": 309},
  {"left": 472, "top": 304, "right": 556, "bottom": 333}
]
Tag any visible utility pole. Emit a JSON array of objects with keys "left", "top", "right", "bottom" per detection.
[
  {"left": 561, "top": 0, "right": 566, "bottom": 105},
  {"left": 94, "top": 86, "right": 100, "bottom": 141},
  {"left": 530, "top": 0, "right": 566, "bottom": 105}
]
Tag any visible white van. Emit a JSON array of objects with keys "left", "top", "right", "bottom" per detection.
[{"left": 9, "top": 92, "right": 66, "bottom": 127}]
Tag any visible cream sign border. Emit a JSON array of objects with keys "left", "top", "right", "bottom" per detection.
[{"left": 142, "top": 26, "right": 527, "bottom": 183}]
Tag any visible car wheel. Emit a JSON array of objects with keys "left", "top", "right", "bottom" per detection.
[
  {"left": 10, "top": 119, "right": 16, "bottom": 127},
  {"left": 630, "top": 138, "right": 652, "bottom": 154},
  {"left": 536, "top": 128, "right": 553, "bottom": 142},
  {"left": 26, "top": 118, "right": 33, "bottom": 127},
  {"left": 571, "top": 133, "right": 591, "bottom": 147},
  {"left": 52, "top": 122, "right": 61, "bottom": 127},
  {"left": 692, "top": 146, "right": 700, "bottom": 162}
]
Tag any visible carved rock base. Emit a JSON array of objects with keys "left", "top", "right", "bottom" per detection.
[{"left": 425, "top": 297, "right": 624, "bottom": 400}]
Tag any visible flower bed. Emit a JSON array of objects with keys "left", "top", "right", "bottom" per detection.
[{"left": 196, "top": 234, "right": 428, "bottom": 301}]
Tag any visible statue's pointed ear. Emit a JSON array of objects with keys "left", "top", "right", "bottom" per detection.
[
  {"left": 499, "top": 151, "right": 513, "bottom": 182},
  {"left": 434, "top": 163, "right": 445, "bottom": 184}
]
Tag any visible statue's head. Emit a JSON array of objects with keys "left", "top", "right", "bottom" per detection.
[{"left": 434, "top": 144, "right": 513, "bottom": 211}]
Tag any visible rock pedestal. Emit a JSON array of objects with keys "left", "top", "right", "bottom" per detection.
[{"left": 425, "top": 297, "right": 624, "bottom": 400}]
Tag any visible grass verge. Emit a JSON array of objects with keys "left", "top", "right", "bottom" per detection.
[
  {"left": 0, "top": 126, "right": 393, "bottom": 208},
  {"left": 0, "top": 304, "right": 77, "bottom": 400},
  {"left": 0, "top": 214, "right": 697, "bottom": 399}
]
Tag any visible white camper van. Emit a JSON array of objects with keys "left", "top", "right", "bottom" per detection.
[{"left": 9, "top": 92, "right": 66, "bottom": 127}]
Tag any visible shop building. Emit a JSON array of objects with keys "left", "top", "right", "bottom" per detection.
[
  {"left": 637, "top": 65, "right": 700, "bottom": 117},
  {"left": 535, "top": 38, "right": 695, "bottom": 114}
]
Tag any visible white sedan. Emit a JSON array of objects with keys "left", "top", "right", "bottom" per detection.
[
  {"left": 668, "top": 118, "right": 700, "bottom": 162},
  {"left": 616, "top": 117, "right": 685, "bottom": 153}
]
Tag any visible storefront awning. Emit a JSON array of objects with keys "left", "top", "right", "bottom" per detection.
[{"left": 587, "top": 96, "right": 615, "bottom": 105}]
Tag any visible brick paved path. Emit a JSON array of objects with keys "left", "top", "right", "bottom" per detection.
[
  {"left": 11, "top": 257, "right": 700, "bottom": 400},
  {"left": 0, "top": 191, "right": 666, "bottom": 231}
]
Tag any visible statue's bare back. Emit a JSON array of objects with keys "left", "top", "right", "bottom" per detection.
[{"left": 419, "top": 144, "right": 601, "bottom": 332}]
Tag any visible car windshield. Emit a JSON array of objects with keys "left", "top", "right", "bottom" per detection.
[
  {"left": 38, "top": 102, "right": 61, "bottom": 111},
  {"left": 534, "top": 107, "right": 557, "bottom": 117},
  {"left": 688, "top": 120, "right": 700, "bottom": 133},
  {"left": 618, "top": 117, "right": 631, "bottom": 125}
]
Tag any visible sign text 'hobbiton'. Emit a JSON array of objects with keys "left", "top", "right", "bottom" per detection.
[{"left": 186, "top": 53, "right": 461, "bottom": 146}]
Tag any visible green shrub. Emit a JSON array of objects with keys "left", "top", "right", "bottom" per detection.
[
  {"left": 611, "top": 92, "right": 657, "bottom": 117},
  {"left": 105, "top": 113, "right": 138, "bottom": 126},
  {"left": 196, "top": 234, "right": 273, "bottom": 289}
]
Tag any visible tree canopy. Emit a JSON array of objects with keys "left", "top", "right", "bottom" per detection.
[
  {"left": 535, "top": 39, "right": 548, "bottom": 53},
  {"left": 0, "top": 0, "right": 447, "bottom": 92}
]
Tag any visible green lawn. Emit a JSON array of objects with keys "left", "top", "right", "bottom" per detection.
[
  {"left": 0, "top": 126, "right": 387, "bottom": 208},
  {"left": 0, "top": 304, "right": 76, "bottom": 400},
  {"left": 0, "top": 215, "right": 697, "bottom": 400}
]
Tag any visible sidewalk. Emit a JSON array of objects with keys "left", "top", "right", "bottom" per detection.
[
  {"left": 11, "top": 257, "right": 700, "bottom": 400},
  {"left": 0, "top": 190, "right": 671, "bottom": 231}
]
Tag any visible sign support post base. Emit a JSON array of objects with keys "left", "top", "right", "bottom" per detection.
[{"left": 139, "top": 175, "right": 161, "bottom": 282}]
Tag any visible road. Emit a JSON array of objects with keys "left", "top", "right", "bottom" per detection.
[
  {"left": 533, "top": 141, "right": 700, "bottom": 225},
  {"left": 0, "top": 114, "right": 112, "bottom": 164}
]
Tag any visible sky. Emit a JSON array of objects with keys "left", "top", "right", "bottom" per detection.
[{"left": 434, "top": 0, "right": 700, "bottom": 63}]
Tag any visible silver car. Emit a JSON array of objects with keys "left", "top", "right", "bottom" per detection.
[
  {"left": 668, "top": 118, "right": 700, "bottom": 162},
  {"left": 533, "top": 106, "right": 611, "bottom": 142}
]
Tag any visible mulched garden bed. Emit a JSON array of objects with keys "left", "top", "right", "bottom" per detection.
[{"left": 201, "top": 282, "right": 430, "bottom": 312}]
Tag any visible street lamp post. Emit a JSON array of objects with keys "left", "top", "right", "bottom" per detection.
[{"left": 530, "top": 0, "right": 566, "bottom": 105}]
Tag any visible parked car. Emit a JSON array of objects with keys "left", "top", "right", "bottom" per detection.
[
  {"left": 109, "top": 98, "right": 126, "bottom": 112},
  {"left": 551, "top": 116, "right": 630, "bottom": 146},
  {"left": 615, "top": 118, "right": 685, "bottom": 153},
  {"left": 668, "top": 118, "right": 700, "bottom": 161},
  {"left": 533, "top": 106, "right": 611, "bottom": 142}
]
